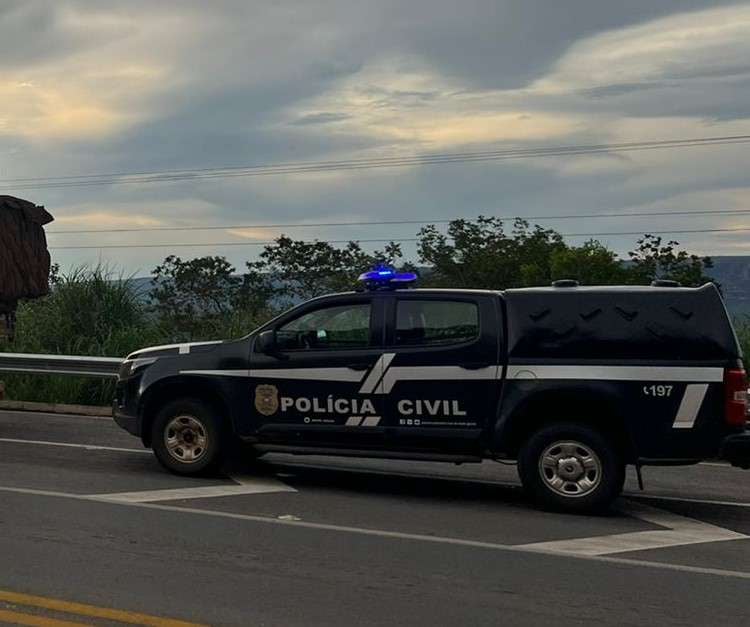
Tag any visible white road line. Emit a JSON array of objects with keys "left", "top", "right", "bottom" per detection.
[
  {"left": 1, "top": 484, "right": 749, "bottom": 581},
  {"left": 516, "top": 500, "right": 746, "bottom": 556},
  {"left": 0, "top": 410, "right": 112, "bottom": 421},
  {"left": 0, "top": 437, "right": 149, "bottom": 454},
  {"left": 628, "top": 493, "right": 750, "bottom": 508},
  {"left": 94, "top": 474, "right": 296, "bottom": 502}
]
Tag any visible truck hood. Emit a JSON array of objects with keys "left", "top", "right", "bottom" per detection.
[{"left": 126, "top": 341, "right": 222, "bottom": 361}]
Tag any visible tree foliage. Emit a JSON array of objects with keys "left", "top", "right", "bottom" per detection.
[
  {"left": 247, "top": 236, "right": 405, "bottom": 303},
  {"left": 151, "top": 255, "right": 241, "bottom": 340},
  {"left": 418, "top": 217, "right": 711, "bottom": 289},
  {"left": 627, "top": 234, "right": 714, "bottom": 286},
  {"left": 417, "top": 217, "right": 566, "bottom": 288},
  {"left": 150, "top": 255, "right": 273, "bottom": 340}
]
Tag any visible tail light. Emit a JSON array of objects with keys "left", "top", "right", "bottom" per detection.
[{"left": 724, "top": 368, "right": 748, "bottom": 428}]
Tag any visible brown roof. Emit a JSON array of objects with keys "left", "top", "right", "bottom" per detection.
[
  {"left": 0, "top": 195, "right": 54, "bottom": 226},
  {"left": 0, "top": 196, "right": 54, "bottom": 307}
]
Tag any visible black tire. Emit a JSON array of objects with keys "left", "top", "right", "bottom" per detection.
[
  {"left": 151, "top": 398, "right": 225, "bottom": 475},
  {"left": 517, "top": 423, "right": 625, "bottom": 513}
]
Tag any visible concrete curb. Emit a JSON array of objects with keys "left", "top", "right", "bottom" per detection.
[{"left": 0, "top": 400, "right": 112, "bottom": 417}]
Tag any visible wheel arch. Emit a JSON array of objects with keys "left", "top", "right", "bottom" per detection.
[
  {"left": 495, "top": 385, "right": 637, "bottom": 462},
  {"left": 138, "top": 376, "right": 233, "bottom": 447}
]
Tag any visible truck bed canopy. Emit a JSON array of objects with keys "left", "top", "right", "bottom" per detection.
[{"left": 504, "top": 283, "right": 740, "bottom": 363}]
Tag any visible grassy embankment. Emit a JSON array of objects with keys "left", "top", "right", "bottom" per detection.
[{"left": 0, "top": 267, "right": 267, "bottom": 406}]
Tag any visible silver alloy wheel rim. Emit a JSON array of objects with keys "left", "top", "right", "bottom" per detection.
[
  {"left": 164, "top": 415, "right": 208, "bottom": 464},
  {"left": 538, "top": 440, "right": 602, "bottom": 498}
]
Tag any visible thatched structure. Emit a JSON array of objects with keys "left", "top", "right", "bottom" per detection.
[{"left": 0, "top": 196, "right": 54, "bottom": 340}]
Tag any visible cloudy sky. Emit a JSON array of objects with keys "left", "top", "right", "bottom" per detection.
[{"left": 2, "top": 0, "right": 750, "bottom": 275}]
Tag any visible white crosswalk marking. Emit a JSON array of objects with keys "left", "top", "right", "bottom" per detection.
[
  {"left": 93, "top": 474, "right": 296, "bottom": 503},
  {"left": 516, "top": 500, "right": 746, "bottom": 556}
]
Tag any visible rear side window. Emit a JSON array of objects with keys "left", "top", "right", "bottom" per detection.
[{"left": 395, "top": 300, "right": 479, "bottom": 346}]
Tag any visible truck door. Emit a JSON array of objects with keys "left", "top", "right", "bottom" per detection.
[
  {"left": 382, "top": 293, "right": 502, "bottom": 453},
  {"left": 246, "top": 294, "right": 388, "bottom": 447}
]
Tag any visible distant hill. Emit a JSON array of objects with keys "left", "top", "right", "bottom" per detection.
[
  {"left": 125, "top": 256, "right": 750, "bottom": 319},
  {"left": 705, "top": 256, "right": 750, "bottom": 318},
  {"left": 129, "top": 276, "right": 154, "bottom": 301}
]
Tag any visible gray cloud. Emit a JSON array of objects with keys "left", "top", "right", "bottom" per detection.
[
  {"left": 1, "top": 0, "right": 750, "bottom": 274},
  {"left": 292, "top": 112, "right": 353, "bottom": 125}
]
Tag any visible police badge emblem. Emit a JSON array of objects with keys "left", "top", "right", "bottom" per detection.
[{"left": 254, "top": 384, "right": 279, "bottom": 416}]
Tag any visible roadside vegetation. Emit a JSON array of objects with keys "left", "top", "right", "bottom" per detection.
[{"left": 1, "top": 217, "right": 736, "bottom": 406}]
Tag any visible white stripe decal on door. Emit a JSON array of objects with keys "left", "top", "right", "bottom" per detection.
[
  {"left": 377, "top": 365, "right": 497, "bottom": 394},
  {"left": 358, "top": 353, "right": 396, "bottom": 394},
  {"left": 506, "top": 365, "right": 723, "bottom": 383},
  {"left": 181, "top": 368, "right": 366, "bottom": 382},
  {"left": 673, "top": 384, "right": 709, "bottom": 429}
]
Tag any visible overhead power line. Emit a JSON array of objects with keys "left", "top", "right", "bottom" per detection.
[
  {"left": 46, "top": 207, "right": 750, "bottom": 235},
  {"left": 47, "top": 226, "right": 750, "bottom": 250},
  {"left": 3, "top": 134, "right": 750, "bottom": 192}
]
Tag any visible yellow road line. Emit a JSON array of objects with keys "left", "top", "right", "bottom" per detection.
[
  {"left": 0, "top": 591, "right": 207, "bottom": 627},
  {"left": 0, "top": 609, "right": 88, "bottom": 627}
]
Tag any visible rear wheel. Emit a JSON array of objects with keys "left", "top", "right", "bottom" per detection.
[
  {"left": 518, "top": 423, "right": 625, "bottom": 513},
  {"left": 151, "top": 398, "right": 225, "bottom": 475}
]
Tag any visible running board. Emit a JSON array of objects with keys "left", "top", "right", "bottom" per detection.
[{"left": 253, "top": 444, "right": 483, "bottom": 464}]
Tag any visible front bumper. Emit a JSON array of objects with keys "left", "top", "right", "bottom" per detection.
[
  {"left": 720, "top": 432, "right": 750, "bottom": 469},
  {"left": 113, "top": 404, "right": 140, "bottom": 437}
]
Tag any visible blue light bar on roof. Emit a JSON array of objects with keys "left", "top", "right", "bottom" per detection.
[{"left": 358, "top": 265, "right": 418, "bottom": 290}]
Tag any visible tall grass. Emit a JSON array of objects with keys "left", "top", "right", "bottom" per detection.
[
  {"left": 0, "top": 266, "right": 160, "bottom": 405},
  {"left": 0, "top": 265, "right": 274, "bottom": 405}
]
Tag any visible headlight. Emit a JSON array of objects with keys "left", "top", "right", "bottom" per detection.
[{"left": 118, "top": 358, "right": 156, "bottom": 379}]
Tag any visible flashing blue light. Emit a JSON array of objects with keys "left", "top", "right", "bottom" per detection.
[{"left": 358, "top": 265, "right": 418, "bottom": 290}]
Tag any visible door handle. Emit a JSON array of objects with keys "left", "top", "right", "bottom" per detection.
[
  {"left": 461, "top": 362, "right": 491, "bottom": 370},
  {"left": 347, "top": 363, "right": 371, "bottom": 371}
]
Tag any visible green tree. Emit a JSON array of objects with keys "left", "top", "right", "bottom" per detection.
[
  {"left": 626, "top": 235, "right": 714, "bottom": 287},
  {"left": 248, "top": 235, "right": 404, "bottom": 303},
  {"left": 550, "top": 240, "right": 627, "bottom": 285},
  {"left": 151, "top": 255, "right": 259, "bottom": 340},
  {"left": 417, "top": 216, "right": 567, "bottom": 288}
]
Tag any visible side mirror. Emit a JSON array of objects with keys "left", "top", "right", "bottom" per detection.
[{"left": 255, "top": 329, "right": 277, "bottom": 354}]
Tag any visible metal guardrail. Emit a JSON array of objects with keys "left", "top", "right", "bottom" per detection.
[{"left": 0, "top": 352, "right": 122, "bottom": 378}]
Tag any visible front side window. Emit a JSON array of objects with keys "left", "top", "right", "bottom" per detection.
[
  {"left": 276, "top": 303, "right": 371, "bottom": 351},
  {"left": 395, "top": 300, "right": 479, "bottom": 346}
]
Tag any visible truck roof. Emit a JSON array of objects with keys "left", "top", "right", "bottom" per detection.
[
  {"left": 503, "top": 282, "right": 740, "bottom": 363},
  {"left": 335, "top": 285, "right": 717, "bottom": 298},
  {"left": 505, "top": 285, "right": 709, "bottom": 295}
]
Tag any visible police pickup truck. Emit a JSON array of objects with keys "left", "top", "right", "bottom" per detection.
[{"left": 114, "top": 269, "right": 750, "bottom": 512}]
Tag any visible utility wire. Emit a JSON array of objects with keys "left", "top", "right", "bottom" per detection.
[
  {"left": 46, "top": 207, "right": 750, "bottom": 235},
  {"left": 47, "top": 226, "right": 750, "bottom": 250},
  {"left": 3, "top": 134, "right": 750, "bottom": 192}
]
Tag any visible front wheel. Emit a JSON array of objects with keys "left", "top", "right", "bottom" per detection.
[
  {"left": 151, "top": 398, "right": 225, "bottom": 475},
  {"left": 518, "top": 423, "right": 625, "bottom": 513}
]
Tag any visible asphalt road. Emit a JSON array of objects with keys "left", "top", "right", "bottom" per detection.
[{"left": 0, "top": 410, "right": 749, "bottom": 626}]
